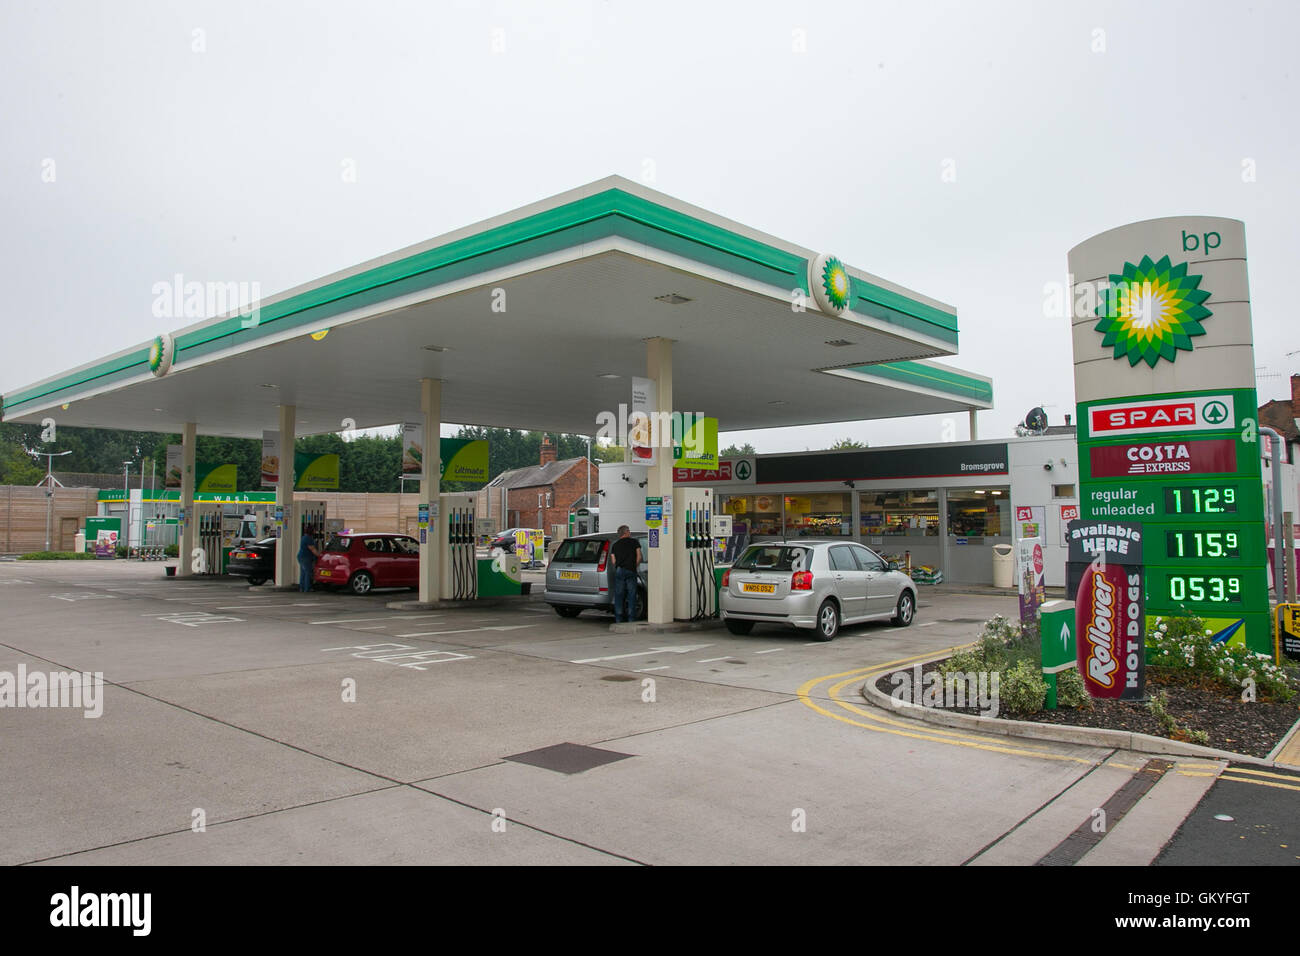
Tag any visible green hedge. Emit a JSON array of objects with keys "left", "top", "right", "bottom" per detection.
[{"left": 18, "top": 551, "right": 99, "bottom": 560}]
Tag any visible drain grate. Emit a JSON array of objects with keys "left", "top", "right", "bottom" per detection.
[{"left": 503, "top": 742, "right": 634, "bottom": 775}]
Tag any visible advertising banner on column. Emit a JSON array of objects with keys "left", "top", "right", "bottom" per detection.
[
  {"left": 401, "top": 423, "right": 424, "bottom": 476},
  {"left": 630, "top": 377, "right": 657, "bottom": 466},
  {"left": 1068, "top": 216, "right": 1268, "bottom": 654},
  {"left": 165, "top": 444, "right": 183, "bottom": 488},
  {"left": 1066, "top": 519, "right": 1145, "bottom": 700},
  {"left": 261, "top": 431, "right": 279, "bottom": 487},
  {"left": 672, "top": 416, "right": 719, "bottom": 471}
]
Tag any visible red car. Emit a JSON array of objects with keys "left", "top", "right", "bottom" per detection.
[{"left": 313, "top": 533, "right": 421, "bottom": 594}]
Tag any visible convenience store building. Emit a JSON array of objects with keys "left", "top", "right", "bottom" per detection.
[{"left": 674, "top": 431, "right": 1079, "bottom": 586}]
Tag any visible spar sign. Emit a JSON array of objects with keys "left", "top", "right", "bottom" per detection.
[
  {"left": 1086, "top": 394, "right": 1234, "bottom": 438},
  {"left": 1066, "top": 520, "right": 1145, "bottom": 700}
]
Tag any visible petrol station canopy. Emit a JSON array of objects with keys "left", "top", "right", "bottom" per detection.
[{"left": 2, "top": 176, "right": 993, "bottom": 437}]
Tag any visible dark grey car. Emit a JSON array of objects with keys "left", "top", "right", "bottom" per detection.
[{"left": 544, "top": 531, "right": 648, "bottom": 619}]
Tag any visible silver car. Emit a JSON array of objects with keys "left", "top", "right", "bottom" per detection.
[
  {"left": 719, "top": 540, "right": 917, "bottom": 640},
  {"left": 544, "top": 532, "right": 648, "bottom": 619}
]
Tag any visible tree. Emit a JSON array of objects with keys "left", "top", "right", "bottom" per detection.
[
  {"left": 720, "top": 442, "right": 756, "bottom": 457},
  {"left": 829, "top": 438, "right": 868, "bottom": 450}
]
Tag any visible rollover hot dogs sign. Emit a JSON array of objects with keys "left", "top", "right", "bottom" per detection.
[{"left": 1066, "top": 520, "right": 1145, "bottom": 700}]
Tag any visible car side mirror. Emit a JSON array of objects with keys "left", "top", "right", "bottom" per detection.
[{"left": 888, "top": 561, "right": 900, "bottom": 571}]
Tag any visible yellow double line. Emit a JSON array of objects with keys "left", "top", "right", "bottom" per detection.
[
  {"left": 796, "top": 651, "right": 1094, "bottom": 764},
  {"left": 797, "top": 652, "right": 1300, "bottom": 790}
]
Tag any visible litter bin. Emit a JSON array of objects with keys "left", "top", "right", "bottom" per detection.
[{"left": 992, "top": 543, "right": 1014, "bottom": 588}]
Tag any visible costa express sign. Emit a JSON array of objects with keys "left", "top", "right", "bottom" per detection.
[
  {"left": 1088, "top": 438, "right": 1236, "bottom": 478},
  {"left": 1076, "top": 561, "right": 1145, "bottom": 700}
]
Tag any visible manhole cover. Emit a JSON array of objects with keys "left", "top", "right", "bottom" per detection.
[
  {"left": 600, "top": 674, "right": 636, "bottom": 682},
  {"left": 503, "top": 742, "right": 633, "bottom": 775}
]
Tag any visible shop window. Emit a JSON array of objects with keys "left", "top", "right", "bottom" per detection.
[
  {"left": 718, "top": 493, "right": 782, "bottom": 537},
  {"left": 947, "top": 489, "right": 1010, "bottom": 538},
  {"left": 783, "top": 492, "right": 850, "bottom": 537},
  {"left": 859, "top": 490, "right": 939, "bottom": 537},
  {"left": 1051, "top": 484, "right": 1075, "bottom": 498}
]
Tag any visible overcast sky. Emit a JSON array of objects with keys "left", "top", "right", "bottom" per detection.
[{"left": 3, "top": 0, "right": 1297, "bottom": 453}]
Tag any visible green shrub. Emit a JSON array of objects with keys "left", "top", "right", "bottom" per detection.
[
  {"left": 1056, "top": 666, "right": 1091, "bottom": 709},
  {"left": 1000, "top": 660, "right": 1047, "bottom": 715},
  {"left": 17, "top": 551, "right": 97, "bottom": 560},
  {"left": 1147, "top": 615, "right": 1296, "bottom": 702},
  {"left": 164, "top": 544, "right": 179, "bottom": 558}
]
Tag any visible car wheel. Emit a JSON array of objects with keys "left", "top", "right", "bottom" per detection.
[
  {"left": 636, "top": 588, "right": 647, "bottom": 621},
  {"left": 725, "top": 619, "right": 754, "bottom": 636},
  {"left": 247, "top": 575, "right": 266, "bottom": 587},
  {"left": 815, "top": 600, "right": 840, "bottom": 642},
  {"left": 349, "top": 571, "right": 374, "bottom": 595},
  {"left": 892, "top": 590, "right": 916, "bottom": 627},
  {"left": 554, "top": 605, "right": 581, "bottom": 618}
]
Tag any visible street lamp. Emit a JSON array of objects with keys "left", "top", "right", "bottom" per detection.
[{"left": 35, "top": 449, "right": 72, "bottom": 551}]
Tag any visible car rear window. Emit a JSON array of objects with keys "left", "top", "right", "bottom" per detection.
[
  {"left": 554, "top": 538, "right": 608, "bottom": 564},
  {"left": 325, "top": 537, "right": 352, "bottom": 553},
  {"left": 735, "top": 545, "right": 812, "bottom": 572}
]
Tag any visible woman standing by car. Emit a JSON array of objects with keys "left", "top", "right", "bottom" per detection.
[{"left": 298, "top": 525, "right": 322, "bottom": 593}]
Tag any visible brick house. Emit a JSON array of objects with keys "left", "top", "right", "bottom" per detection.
[{"left": 476, "top": 436, "right": 598, "bottom": 538}]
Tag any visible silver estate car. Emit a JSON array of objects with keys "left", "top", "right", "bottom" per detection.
[
  {"left": 544, "top": 531, "right": 648, "bottom": 619},
  {"left": 719, "top": 540, "right": 917, "bottom": 640}
]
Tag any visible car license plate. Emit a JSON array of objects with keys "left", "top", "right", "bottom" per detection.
[
  {"left": 318, "top": 570, "right": 332, "bottom": 577},
  {"left": 559, "top": 571, "right": 582, "bottom": 580},
  {"left": 742, "top": 583, "right": 776, "bottom": 594}
]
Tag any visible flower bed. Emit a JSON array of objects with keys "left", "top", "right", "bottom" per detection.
[{"left": 874, "top": 613, "right": 1300, "bottom": 758}]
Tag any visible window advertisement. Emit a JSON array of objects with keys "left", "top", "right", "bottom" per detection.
[
  {"left": 782, "top": 492, "right": 850, "bottom": 537},
  {"left": 947, "top": 489, "right": 1009, "bottom": 539},
  {"left": 858, "top": 490, "right": 939, "bottom": 538},
  {"left": 1069, "top": 216, "right": 1267, "bottom": 651},
  {"left": 719, "top": 493, "right": 781, "bottom": 537}
]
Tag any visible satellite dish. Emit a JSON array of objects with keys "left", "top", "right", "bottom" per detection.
[{"left": 1024, "top": 407, "right": 1048, "bottom": 433}]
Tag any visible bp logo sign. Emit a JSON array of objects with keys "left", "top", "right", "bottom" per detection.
[
  {"left": 809, "top": 254, "right": 851, "bottom": 316},
  {"left": 1094, "top": 255, "right": 1212, "bottom": 368},
  {"left": 148, "top": 333, "right": 175, "bottom": 377}
]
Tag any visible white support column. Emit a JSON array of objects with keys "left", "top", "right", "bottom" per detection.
[
  {"left": 178, "top": 422, "right": 197, "bottom": 577},
  {"left": 969, "top": 409, "right": 979, "bottom": 441},
  {"left": 418, "top": 378, "right": 442, "bottom": 604},
  {"left": 646, "top": 337, "right": 675, "bottom": 625},
  {"left": 274, "top": 404, "right": 296, "bottom": 588}
]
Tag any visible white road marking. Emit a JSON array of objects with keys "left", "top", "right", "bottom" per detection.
[
  {"left": 308, "top": 613, "right": 443, "bottom": 625},
  {"left": 754, "top": 648, "right": 784, "bottom": 654},
  {"left": 634, "top": 666, "right": 669, "bottom": 672},
  {"left": 50, "top": 593, "right": 115, "bottom": 602},
  {"left": 320, "top": 642, "right": 473, "bottom": 670},
  {"left": 394, "top": 624, "right": 534, "bottom": 638},
  {"left": 696, "top": 657, "right": 731, "bottom": 663},
  {"left": 918, "top": 622, "right": 937, "bottom": 627},
  {"left": 572, "top": 644, "right": 714, "bottom": 664}
]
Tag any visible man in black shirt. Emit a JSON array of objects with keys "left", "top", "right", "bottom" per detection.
[{"left": 610, "top": 525, "right": 643, "bottom": 622}]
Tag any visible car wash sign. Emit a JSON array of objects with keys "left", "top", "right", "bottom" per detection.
[
  {"left": 1068, "top": 217, "right": 1267, "bottom": 654},
  {"left": 1066, "top": 520, "right": 1144, "bottom": 700}
]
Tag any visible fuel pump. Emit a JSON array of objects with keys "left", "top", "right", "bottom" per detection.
[
  {"left": 439, "top": 493, "right": 478, "bottom": 600},
  {"left": 673, "top": 488, "right": 716, "bottom": 620},
  {"left": 194, "top": 502, "right": 223, "bottom": 575},
  {"left": 294, "top": 500, "right": 328, "bottom": 540}
]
